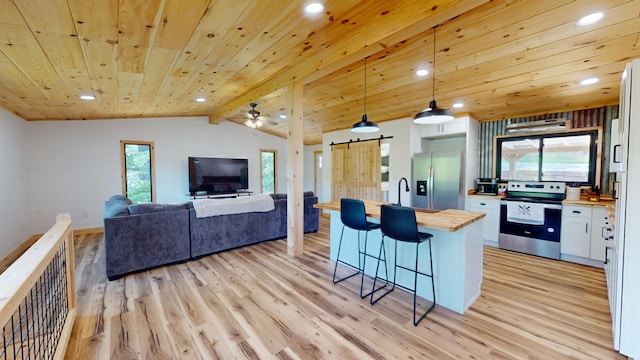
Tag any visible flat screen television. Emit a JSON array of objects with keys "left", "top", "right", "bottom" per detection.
[{"left": 188, "top": 157, "right": 249, "bottom": 195}]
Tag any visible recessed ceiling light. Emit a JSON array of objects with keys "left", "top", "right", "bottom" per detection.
[
  {"left": 196, "top": 97, "right": 206, "bottom": 102},
  {"left": 305, "top": 2, "right": 324, "bottom": 14},
  {"left": 576, "top": 11, "right": 605, "bottom": 26},
  {"left": 452, "top": 102, "right": 464, "bottom": 109},
  {"left": 279, "top": 114, "right": 287, "bottom": 119},
  {"left": 580, "top": 77, "right": 599, "bottom": 86},
  {"left": 79, "top": 95, "right": 96, "bottom": 100},
  {"left": 416, "top": 69, "right": 429, "bottom": 77}
]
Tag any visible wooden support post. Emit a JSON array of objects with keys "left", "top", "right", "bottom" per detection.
[{"left": 287, "top": 81, "right": 304, "bottom": 256}]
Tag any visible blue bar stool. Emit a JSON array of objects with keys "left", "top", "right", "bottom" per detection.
[
  {"left": 370, "top": 204, "right": 436, "bottom": 326},
  {"left": 332, "top": 198, "right": 389, "bottom": 298}
]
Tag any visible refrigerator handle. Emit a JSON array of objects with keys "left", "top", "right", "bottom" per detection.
[
  {"left": 613, "top": 181, "right": 619, "bottom": 200},
  {"left": 428, "top": 166, "right": 434, "bottom": 209}
]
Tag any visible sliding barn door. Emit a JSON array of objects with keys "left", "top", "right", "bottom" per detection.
[
  {"left": 332, "top": 143, "right": 350, "bottom": 201},
  {"left": 332, "top": 141, "right": 381, "bottom": 201}
]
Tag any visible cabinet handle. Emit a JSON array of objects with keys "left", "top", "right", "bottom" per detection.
[
  {"left": 572, "top": 210, "right": 582, "bottom": 214},
  {"left": 585, "top": 223, "right": 588, "bottom": 233},
  {"left": 480, "top": 202, "right": 486, "bottom": 206},
  {"left": 601, "top": 227, "right": 607, "bottom": 238},
  {"left": 613, "top": 144, "right": 621, "bottom": 163},
  {"left": 604, "top": 245, "right": 614, "bottom": 264}
]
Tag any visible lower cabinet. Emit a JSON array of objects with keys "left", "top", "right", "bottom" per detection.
[
  {"left": 560, "top": 204, "right": 611, "bottom": 265},
  {"left": 466, "top": 196, "right": 500, "bottom": 245},
  {"left": 590, "top": 206, "right": 611, "bottom": 262},
  {"left": 560, "top": 205, "right": 592, "bottom": 257}
]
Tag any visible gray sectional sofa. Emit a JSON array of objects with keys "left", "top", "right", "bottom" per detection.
[
  {"left": 103, "top": 193, "right": 318, "bottom": 280},
  {"left": 189, "top": 192, "right": 318, "bottom": 259}
]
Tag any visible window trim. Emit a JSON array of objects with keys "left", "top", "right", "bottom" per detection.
[
  {"left": 120, "top": 140, "right": 156, "bottom": 202},
  {"left": 494, "top": 127, "right": 600, "bottom": 186},
  {"left": 260, "top": 149, "right": 277, "bottom": 194}
]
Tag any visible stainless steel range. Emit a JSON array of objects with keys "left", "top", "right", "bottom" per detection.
[{"left": 499, "top": 181, "right": 565, "bottom": 259}]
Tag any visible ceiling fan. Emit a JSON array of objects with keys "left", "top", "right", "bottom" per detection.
[
  {"left": 244, "top": 102, "right": 263, "bottom": 128},
  {"left": 243, "top": 102, "right": 284, "bottom": 128}
]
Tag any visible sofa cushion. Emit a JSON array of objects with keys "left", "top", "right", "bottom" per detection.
[{"left": 128, "top": 202, "right": 188, "bottom": 215}]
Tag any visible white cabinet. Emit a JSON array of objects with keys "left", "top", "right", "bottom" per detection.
[
  {"left": 561, "top": 205, "right": 592, "bottom": 258},
  {"left": 590, "top": 206, "right": 611, "bottom": 262},
  {"left": 604, "top": 224, "right": 618, "bottom": 318},
  {"left": 466, "top": 196, "right": 500, "bottom": 245},
  {"left": 561, "top": 204, "right": 611, "bottom": 264},
  {"left": 421, "top": 117, "right": 468, "bottom": 137}
]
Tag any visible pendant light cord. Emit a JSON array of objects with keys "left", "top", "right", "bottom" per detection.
[
  {"left": 364, "top": 56, "right": 368, "bottom": 114},
  {"left": 432, "top": 26, "right": 436, "bottom": 102}
]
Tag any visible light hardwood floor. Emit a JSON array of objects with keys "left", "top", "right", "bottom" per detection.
[{"left": 66, "top": 216, "right": 625, "bottom": 359}]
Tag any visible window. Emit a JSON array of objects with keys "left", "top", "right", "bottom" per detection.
[
  {"left": 496, "top": 130, "right": 597, "bottom": 185},
  {"left": 121, "top": 141, "right": 155, "bottom": 203},
  {"left": 260, "top": 149, "right": 277, "bottom": 194}
]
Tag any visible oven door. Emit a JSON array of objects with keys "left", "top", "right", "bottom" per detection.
[{"left": 499, "top": 200, "right": 562, "bottom": 259}]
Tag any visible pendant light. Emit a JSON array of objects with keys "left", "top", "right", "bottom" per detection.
[
  {"left": 414, "top": 25, "right": 454, "bottom": 124},
  {"left": 351, "top": 56, "right": 379, "bottom": 133}
]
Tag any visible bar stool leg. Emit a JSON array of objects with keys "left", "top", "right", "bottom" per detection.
[
  {"left": 413, "top": 238, "right": 436, "bottom": 326},
  {"left": 370, "top": 236, "right": 396, "bottom": 304},
  {"left": 361, "top": 232, "right": 390, "bottom": 298},
  {"left": 332, "top": 225, "right": 361, "bottom": 284}
]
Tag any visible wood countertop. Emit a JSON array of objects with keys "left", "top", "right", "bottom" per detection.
[
  {"left": 314, "top": 201, "right": 485, "bottom": 232},
  {"left": 467, "top": 194, "right": 503, "bottom": 200},
  {"left": 562, "top": 198, "right": 617, "bottom": 227},
  {"left": 562, "top": 198, "right": 615, "bottom": 207}
]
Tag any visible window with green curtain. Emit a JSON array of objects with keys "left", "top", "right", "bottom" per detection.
[
  {"left": 260, "top": 149, "right": 277, "bottom": 194},
  {"left": 121, "top": 141, "right": 155, "bottom": 203}
]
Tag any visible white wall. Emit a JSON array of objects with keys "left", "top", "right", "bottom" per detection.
[
  {"left": 0, "top": 107, "right": 33, "bottom": 258},
  {"left": 27, "top": 117, "right": 289, "bottom": 233},
  {"left": 321, "top": 118, "right": 413, "bottom": 206}
]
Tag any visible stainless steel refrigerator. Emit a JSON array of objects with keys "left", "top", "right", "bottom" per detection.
[{"left": 411, "top": 151, "right": 463, "bottom": 210}]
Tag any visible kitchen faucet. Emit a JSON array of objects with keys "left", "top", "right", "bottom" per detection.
[{"left": 397, "top": 177, "right": 410, "bottom": 206}]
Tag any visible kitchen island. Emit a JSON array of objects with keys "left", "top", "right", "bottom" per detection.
[{"left": 314, "top": 200, "right": 485, "bottom": 314}]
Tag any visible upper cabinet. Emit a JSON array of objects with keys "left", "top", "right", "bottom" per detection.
[
  {"left": 412, "top": 116, "right": 479, "bottom": 201},
  {"left": 418, "top": 117, "right": 469, "bottom": 138}
]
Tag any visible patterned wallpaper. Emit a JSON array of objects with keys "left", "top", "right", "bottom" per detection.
[{"left": 476, "top": 105, "right": 619, "bottom": 193}]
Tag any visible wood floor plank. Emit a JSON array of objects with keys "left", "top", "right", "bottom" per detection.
[
  {"left": 165, "top": 319, "right": 203, "bottom": 360},
  {"left": 109, "top": 311, "right": 139, "bottom": 360},
  {"left": 191, "top": 322, "right": 240, "bottom": 360},
  {"left": 132, "top": 295, "right": 176, "bottom": 360},
  {"left": 65, "top": 218, "right": 626, "bottom": 360}
]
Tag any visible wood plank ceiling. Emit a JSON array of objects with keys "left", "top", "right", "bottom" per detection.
[{"left": 0, "top": 0, "right": 638, "bottom": 144}]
